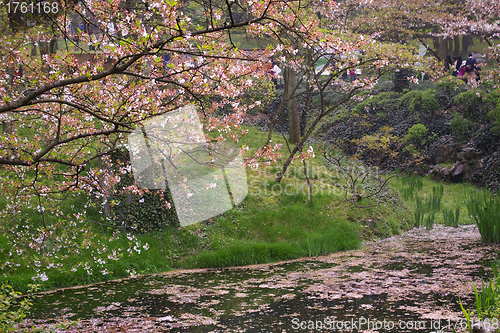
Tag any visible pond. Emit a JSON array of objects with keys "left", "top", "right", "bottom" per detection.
[{"left": 23, "top": 225, "right": 499, "bottom": 332}]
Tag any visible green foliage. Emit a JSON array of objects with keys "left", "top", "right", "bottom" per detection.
[
  {"left": 352, "top": 126, "right": 403, "bottom": 167},
  {"left": 300, "top": 226, "right": 361, "bottom": 257},
  {"left": 436, "top": 78, "right": 466, "bottom": 106},
  {"left": 111, "top": 187, "right": 179, "bottom": 232},
  {"left": 193, "top": 241, "right": 303, "bottom": 268},
  {"left": 436, "top": 78, "right": 465, "bottom": 95},
  {"left": 466, "top": 258, "right": 500, "bottom": 323},
  {"left": 466, "top": 191, "right": 500, "bottom": 243},
  {"left": 485, "top": 89, "right": 500, "bottom": 132},
  {"left": 459, "top": 298, "right": 473, "bottom": 331},
  {"left": 450, "top": 113, "right": 471, "bottom": 137},
  {"left": 454, "top": 90, "right": 482, "bottom": 115},
  {"left": 352, "top": 92, "right": 401, "bottom": 114},
  {"left": 405, "top": 123, "right": 428, "bottom": 146},
  {"left": 424, "top": 212, "right": 436, "bottom": 230},
  {"left": 483, "top": 89, "right": 500, "bottom": 110},
  {"left": 393, "top": 176, "right": 477, "bottom": 226},
  {"left": 442, "top": 207, "right": 460, "bottom": 227},
  {"left": 0, "top": 284, "right": 37, "bottom": 332},
  {"left": 400, "top": 89, "right": 441, "bottom": 114}
]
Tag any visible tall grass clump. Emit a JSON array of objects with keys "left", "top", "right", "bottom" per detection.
[
  {"left": 301, "top": 226, "right": 361, "bottom": 257},
  {"left": 400, "top": 175, "right": 424, "bottom": 201},
  {"left": 466, "top": 191, "right": 500, "bottom": 243},
  {"left": 460, "top": 259, "right": 500, "bottom": 330},
  {"left": 193, "top": 241, "right": 303, "bottom": 268},
  {"left": 414, "top": 185, "right": 443, "bottom": 229},
  {"left": 443, "top": 207, "right": 460, "bottom": 227},
  {"left": 192, "top": 220, "right": 360, "bottom": 268}
]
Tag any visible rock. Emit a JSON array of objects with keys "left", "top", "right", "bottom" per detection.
[
  {"left": 430, "top": 136, "right": 457, "bottom": 164},
  {"left": 458, "top": 147, "right": 480, "bottom": 163},
  {"left": 451, "top": 163, "right": 467, "bottom": 182},
  {"left": 441, "top": 167, "right": 450, "bottom": 178}
]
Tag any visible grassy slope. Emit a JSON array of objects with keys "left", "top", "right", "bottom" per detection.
[{"left": 1, "top": 125, "right": 483, "bottom": 293}]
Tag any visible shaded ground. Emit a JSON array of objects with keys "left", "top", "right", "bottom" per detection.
[{"left": 23, "top": 225, "right": 499, "bottom": 332}]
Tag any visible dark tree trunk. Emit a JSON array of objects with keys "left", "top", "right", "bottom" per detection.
[
  {"left": 284, "top": 66, "right": 301, "bottom": 144},
  {"left": 438, "top": 37, "right": 447, "bottom": 61},
  {"left": 393, "top": 68, "right": 409, "bottom": 92},
  {"left": 2, "top": 122, "right": 13, "bottom": 134},
  {"left": 302, "top": 81, "right": 312, "bottom": 135},
  {"left": 462, "top": 35, "right": 472, "bottom": 57},
  {"left": 432, "top": 36, "right": 441, "bottom": 61},
  {"left": 453, "top": 36, "right": 460, "bottom": 57}
]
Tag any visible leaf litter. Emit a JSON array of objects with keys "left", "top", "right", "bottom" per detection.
[{"left": 21, "top": 225, "right": 499, "bottom": 332}]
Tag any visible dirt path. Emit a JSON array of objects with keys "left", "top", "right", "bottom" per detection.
[{"left": 24, "top": 225, "right": 499, "bottom": 332}]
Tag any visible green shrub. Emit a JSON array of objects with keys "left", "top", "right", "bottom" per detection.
[
  {"left": 483, "top": 89, "right": 500, "bottom": 109},
  {"left": 110, "top": 187, "right": 179, "bottom": 232},
  {"left": 400, "top": 89, "right": 441, "bottom": 114},
  {"left": 352, "top": 92, "right": 401, "bottom": 114},
  {"left": 467, "top": 258, "right": 500, "bottom": 322},
  {"left": 0, "top": 284, "right": 35, "bottom": 332},
  {"left": 436, "top": 79, "right": 465, "bottom": 106},
  {"left": 436, "top": 79, "right": 464, "bottom": 95},
  {"left": 405, "top": 123, "right": 428, "bottom": 146},
  {"left": 454, "top": 90, "right": 482, "bottom": 115},
  {"left": 484, "top": 89, "right": 500, "bottom": 132},
  {"left": 466, "top": 191, "right": 500, "bottom": 243},
  {"left": 450, "top": 113, "right": 471, "bottom": 137}
]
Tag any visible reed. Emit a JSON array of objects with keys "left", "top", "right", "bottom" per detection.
[{"left": 466, "top": 191, "right": 500, "bottom": 243}]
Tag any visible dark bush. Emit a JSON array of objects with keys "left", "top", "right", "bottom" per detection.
[
  {"left": 436, "top": 79, "right": 465, "bottom": 107},
  {"left": 108, "top": 150, "right": 179, "bottom": 232},
  {"left": 405, "top": 123, "right": 428, "bottom": 146},
  {"left": 471, "top": 124, "right": 500, "bottom": 155},
  {"left": 400, "top": 90, "right": 441, "bottom": 114},
  {"left": 454, "top": 90, "right": 483, "bottom": 116},
  {"left": 352, "top": 92, "right": 401, "bottom": 114},
  {"left": 450, "top": 113, "right": 471, "bottom": 139}
]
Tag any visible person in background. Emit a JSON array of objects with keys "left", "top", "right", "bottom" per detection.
[
  {"left": 455, "top": 55, "right": 462, "bottom": 76},
  {"left": 444, "top": 55, "right": 452, "bottom": 73},
  {"left": 452, "top": 56, "right": 458, "bottom": 76},
  {"left": 457, "top": 59, "right": 468, "bottom": 83},
  {"left": 465, "top": 53, "right": 479, "bottom": 83},
  {"left": 271, "top": 62, "right": 281, "bottom": 87},
  {"left": 349, "top": 68, "right": 356, "bottom": 82}
]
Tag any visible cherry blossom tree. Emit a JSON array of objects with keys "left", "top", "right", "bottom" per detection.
[
  {"left": 0, "top": 0, "right": 289, "bottom": 281},
  {"left": 0, "top": 0, "right": 437, "bottom": 281}
]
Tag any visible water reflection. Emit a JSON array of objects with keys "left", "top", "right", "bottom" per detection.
[{"left": 26, "top": 226, "right": 497, "bottom": 332}]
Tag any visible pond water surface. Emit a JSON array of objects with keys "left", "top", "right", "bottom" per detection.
[{"left": 23, "top": 225, "right": 499, "bottom": 332}]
